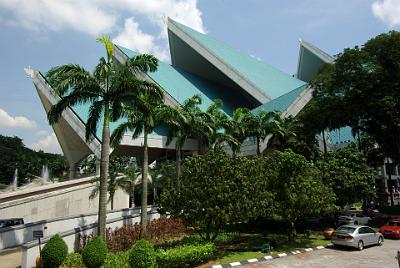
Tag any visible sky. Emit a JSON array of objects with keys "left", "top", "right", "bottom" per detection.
[{"left": 0, "top": 0, "right": 399, "bottom": 155}]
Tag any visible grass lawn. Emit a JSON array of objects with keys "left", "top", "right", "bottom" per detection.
[{"left": 199, "top": 232, "right": 331, "bottom": 266}]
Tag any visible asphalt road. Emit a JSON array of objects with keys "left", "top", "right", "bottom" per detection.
[{"left": 238, "top": 239, "right": 400, "bottom": 268}]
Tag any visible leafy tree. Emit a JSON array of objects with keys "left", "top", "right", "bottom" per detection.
[
  {"left": 46, "top": 36, "right": 158, "bottom": 239},
  {"left": 268, "top": 150, "right": 337, "bottom": 241},
  {"left": 0, "top": 134, "right": 68, "bottom": 185},
  {"left": 160, "top": 149, "right": 274, "bottom": 241},
  {"left": 267, "top": 116, "right": 299, "bottom": 151},
  {"left": 310, "top": 31, "right": 400, "bottom": 164},
  {"left": 111, "top": 90, "right": 164, "bottom": 237},
  {"left": 316, "top": 147, "right": 377, "bottom": 207}
]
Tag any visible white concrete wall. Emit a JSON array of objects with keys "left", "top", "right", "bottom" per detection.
[
  {"left": 0, "top": 207, "right": 138, "bottom": 250},
  {"left": 21, "top": 208, "right": 160, "bottom": 268},
  {"left": 0, "top": 177, "right": 129, "bottom": 224}
]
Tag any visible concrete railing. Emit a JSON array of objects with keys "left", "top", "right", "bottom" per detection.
[
  {"left": 0, "top": 207, "right": 144, "bottom": 250},
  {"left": 21, "top": 207, "right": 160, "bottom": 268}
]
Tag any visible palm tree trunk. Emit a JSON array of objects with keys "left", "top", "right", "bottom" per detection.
[
  {"left": 322, "top": 131, "right": 327, "bottom": 153},
  {"left": 130, "top": 187, "right": 135, "bottom": 208},
  {"left": 141, "top": 132, "right": 149, "bottom": 238},
  {"left": 110, "top": 192, "right": 114, "bottom": 210},
  {"left": 176, "top": 148, "right": 181, "bottom": 192},
  {"left": 98, "top": 110, "right": 110, "bottom": 240}
]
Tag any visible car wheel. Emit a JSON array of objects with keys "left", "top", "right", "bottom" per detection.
[
  {"left": 358, "top": 240, "right": 364, "bottom": 251},
  {"left": 378, "top": 237, "right": 383, "bottom": 246}
]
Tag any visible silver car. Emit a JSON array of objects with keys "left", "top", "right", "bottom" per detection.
[{"left": 331, "top": 225, "right": 384, "bottom": 250}]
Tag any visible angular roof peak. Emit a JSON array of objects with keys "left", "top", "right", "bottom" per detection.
[{"left": 167, "top": 18, "right": 306, "bottom": 104}]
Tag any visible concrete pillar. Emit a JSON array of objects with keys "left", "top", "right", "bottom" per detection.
[{"left": 69, "top": 163, "right": 77, "bottom": 180}]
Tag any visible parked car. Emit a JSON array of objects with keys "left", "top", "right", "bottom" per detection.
[
  {"left": 338, "top": 213, "right": 371, "bottom": 226},
  {"left": 0, "top": 218, "right": 24, "bottom": 228},
  {"left": 331, "top": 225, "right": 384, "bottom": 250},
  {"left": 379, "top": 220, "right": 400, "bottom": 239}
]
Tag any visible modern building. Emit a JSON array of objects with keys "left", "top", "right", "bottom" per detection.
[{"left": 26, "top": 18, "right": 349, "bottom": 177}]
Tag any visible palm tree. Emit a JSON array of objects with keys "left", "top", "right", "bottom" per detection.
[
  {"left": 46, "top": 36, "right": 159, "bottom": 239},
  {"left": 268, "top": 116, "right": 300, "bottom": 151},
  {"left": 111, "top": 90, "right": 164, "bottom": 237},
  {"left": 245, "top": 110, "right": 280, "bottom": 155},
  {"left": 225, "top": 108, "right": 250, "bottom": 155}
]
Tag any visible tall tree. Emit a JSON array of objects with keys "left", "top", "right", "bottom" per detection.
[
  {"left": 46, "top": 36, "right": 158, "bottom": 239},
  {"left": 267, "top": 116, "right": 299, "bottom": 151},
  {"left": 111, "top": 89, "right": 164, "bottom": 237},
  {"left": 225, "top": 108, "right": 250, "bottom": 155},
  {"left": 310, "top": 31, "right": 400, "bottom": 164}
]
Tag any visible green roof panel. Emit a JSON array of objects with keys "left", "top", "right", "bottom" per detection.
[{"left": 171, "top": 20, "right": 307, "bottom": 99}]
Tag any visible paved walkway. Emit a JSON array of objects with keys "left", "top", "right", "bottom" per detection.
[
  {"left": 237, "top": 239, "right": 400, "bottom": 268},
  {"left": 0, "top": 247, "right": 22, "bottom": 268}
]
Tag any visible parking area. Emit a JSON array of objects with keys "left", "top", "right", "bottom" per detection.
[{"left": 239, "top": 239, "right": 400, "bottom": 268}]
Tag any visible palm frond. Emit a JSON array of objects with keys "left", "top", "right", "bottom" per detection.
[
  {"left": 96, "top": 35, "right": 114, "bottom": 63},
  {"left": 128, "top": 54, "right": 159, "bottom": 73},
  {"left": 110, "top": 122, "right": 133, "bottom": 147},
  {"left": 86, "top": 100, "right": 104, "bottom": 141}
]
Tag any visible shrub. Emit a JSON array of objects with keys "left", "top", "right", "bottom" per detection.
[
  {"left": 79, "top": 218, "right": 186, "bottom": 253},
  {"left": 103, "top": 252, "right": 130, "bottom": 268},
  {"left": 82, "top": 236, "right": 108, "bottom": 268},
  {"left": 128, "top": 240, "right": 156, "bottom": 268},
  {"left": 63, "top": 253, "right": 83, "bottom": 267},
  {"left": 156, "top": 242, "right": 215, "bottom": 268},
  {"left": 42, "top": 234, "right": 68, "bottom": 268}
]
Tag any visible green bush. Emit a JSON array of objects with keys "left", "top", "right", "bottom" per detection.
[
  {"left": 42, "top": 234, "right": 68, "bottom": 268},
  {"left": 82, "top": 236, "right": 108, "bottom": 268},
  {"left": 128, "top": 240, "right": 156, "bottom": 268},
  {"left": 104, "top": 252, "right": 130, "bottom": 268},
  {"left": 156, "top": 242, "right": 215, "bottom": 268},
  {"left": 63, "top": 253, "right": 83, "bottom": 267}
]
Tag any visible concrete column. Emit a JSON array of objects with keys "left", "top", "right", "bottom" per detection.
[{"left": 69, "top": 164, "right": 77, "bottom": 180}]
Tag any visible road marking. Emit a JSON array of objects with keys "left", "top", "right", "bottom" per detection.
[
  {"left": 212, "top": 265, "right": 223, "bottom": 268},
  {"left": 316, "top": 246, "right": 325, "bottom": 249},
  {"left": 248, "top": 258, "right": 258, "bottom": 263},
  {"left": 278, "top": 253, "right": 288, "bottom": 257},
  {"left": 230, "top": 262, "right": 241, "bottom": 266},
  {"left": 305, "top": 248, "right": 313, "bottom": 252},
  {"left": 264, "top": 255, "right": 273, "bottom": 260}
]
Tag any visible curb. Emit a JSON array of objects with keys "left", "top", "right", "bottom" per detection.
[{"left": 211, "top": 243, "right": 333, "bottom": 268}]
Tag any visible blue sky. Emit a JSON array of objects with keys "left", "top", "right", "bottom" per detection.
[{"left": 0, "top": 0, "right": 399, "bottom": 154}]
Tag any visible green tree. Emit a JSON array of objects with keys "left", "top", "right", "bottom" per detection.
[
  {"left": 316, "top": 147, "right": 377, "bottom": 207},
  {"left": 268, "top": 150, "right": 337, "bottom": 241},
  {"left": 310, "top": 31, "right": 400, "bottom": 163},
  {"left": 160, "top": 149, "right": 274, "bottom": 241},
  {"left": 111, "top": 91, "right": 164, "bottom": 237},
  {"left": 225, "top": 108, "right": 250, "bottom": 155},
  {"left": 46, "top": 36, "right": 158, "bottom": 239},
  {"left": 267, "top": 116, "right": 300, "bottom": 151}
]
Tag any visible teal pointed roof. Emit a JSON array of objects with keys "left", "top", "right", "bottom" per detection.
[
  {"left": 251, "top": 84, "right": 307, "bottom": 114},
  {"left": 169, "top": 19, "right": 307, "bottom": 101},
  {"left": 297, "top": 39, "right": 334, "bottom": 82},
  {"left": 117, "top": 45, "right": 247, "bottom": 115}
]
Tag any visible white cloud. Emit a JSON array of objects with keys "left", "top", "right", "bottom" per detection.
[
  {"left": 113, "top": 18, "right": 169, "bottom": 61},
  {"left": 29, "top": 132, "right": 62, "bottom": 154},
  {"left": 36, "top": 130, "right": 49, "bottom": 136},
  {"left": 372, "top": 0, "right": 400, "bottom": 27},
  {"left": 0, "top": 0, "right": 205, "bottom": 60},
  {"left": 0, "top": 108, "right": 36, "bottom": 128}
]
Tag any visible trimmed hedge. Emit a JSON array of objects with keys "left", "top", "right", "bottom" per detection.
[
  {"left": 42, "top": 234, "right": 68, "bottom": 268},
  {"left": 129, "top": 240, "right": 156, "bottom": 268},
  {"left": 82, "top": 236, "right": 108, "bottom": 268},
  {"left": 156, "top": 242, "right": 215, "bottom": 268}
]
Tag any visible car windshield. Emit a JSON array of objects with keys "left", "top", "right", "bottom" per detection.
[
  {"left": 336, "top": 226, "right": 356, "bottom": 233},
  {"left": 388, "top": 221, "right": 400, "bottom": 226}
]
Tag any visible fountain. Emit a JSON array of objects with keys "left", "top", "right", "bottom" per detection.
[
  {"left": 41, "top": 165, "right": 50, "bottom": 184},
  {"left": 12, "top": 168, "right": 18, "bottom": 190}
]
